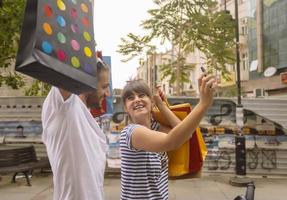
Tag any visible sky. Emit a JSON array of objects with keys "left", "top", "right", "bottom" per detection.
[{"left": 94, "top": 0, "right": 156, "bottom": 89}]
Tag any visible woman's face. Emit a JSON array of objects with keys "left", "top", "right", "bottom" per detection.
[{"left": 124, "top": 91, "right": 152, "bottom": 123}]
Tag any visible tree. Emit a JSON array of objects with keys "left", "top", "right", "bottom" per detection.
[
  {"left": 118, "top": 0, "right": 235, "bottom": 95},
  {"left": 0, "top": 0, "right": 25, "bottom": 89},
  {"left": 25, "top": 80, "right": 51, "bottom": 96},
  {"left": 0, "top": 0, "right": 51, "bottom": 95}
]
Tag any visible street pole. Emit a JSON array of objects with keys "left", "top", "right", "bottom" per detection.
[
  {"left": 235, "top": 0, "right": 241, "bottom": 107},
  {"left": 229, "top": 0, "right": 252, "bottom": 187},
  {"left": 234, "top": 0, "right": 245, "bottom": 176}
]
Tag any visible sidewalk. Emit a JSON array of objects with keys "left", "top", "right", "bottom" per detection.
[{"left": 0, "top": 172, "right": 287, "bottom": 200}]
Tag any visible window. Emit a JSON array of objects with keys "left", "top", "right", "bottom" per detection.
[
  {"left": 241, "top": 53, "right": 248, "bottom": 71},
  {"left": 242, "top": 25, "right": 248, "bottom": 35}
]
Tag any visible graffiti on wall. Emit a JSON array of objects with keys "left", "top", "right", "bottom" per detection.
[{"left": 203, "top": 135, "right": 287, "bottom": 174}]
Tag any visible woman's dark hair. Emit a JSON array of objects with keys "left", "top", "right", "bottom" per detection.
[{"left": 121, "top": 79, "right": 152, "bottom": 104}]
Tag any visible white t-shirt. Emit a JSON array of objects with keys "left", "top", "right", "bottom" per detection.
[{"left": 42, "top": 87, "right": 107, "bottom": 200}]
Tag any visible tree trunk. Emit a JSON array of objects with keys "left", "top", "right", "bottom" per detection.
[{"left": 175, "top": 63, "right": 181, "bottom": 96}]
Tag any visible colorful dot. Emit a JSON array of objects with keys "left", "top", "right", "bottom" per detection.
[
  {"left": 44, "top": 5, "right": 53, "bottom": 17},
  {"left": 81, "top": 17, "right": 89, "bottom": 27},
  {"left": 57, "top": 50, "right": 66, "bottom": 61},
  {"left": 57, "top": 16, "right": 66, "bottom": 27},
  {"left": 43, "top": 23, "right": 53, "bottom": 35},
  {"left": 84, "top": 47, "right": 92, "bottom": 57},
  {"left": 71, "top": 40, "right": 80, "bottom": 51},
  {"left": 71, "top": 24, "right": 79, "bottom": 33},
  {"left": 57, "top": 0, "right": 66, "bottom": 11},
  {"left": 83, "top": 31, "right": 91, "bottom": 41},
  {"left": 57, "top": 32, "right": 66, "bottom": 43},
  {"left": 42, "top": 41, "right": 53, "bottom": 54},
  {"left": 81, "top": 3, "right": 88, "bottom": 13},
  {"left": 71, "top": 56, "right": 80, "bottom": 68},
  {"left": 84, "top": 63, "right": 95, "bottom": 75},
  {"left": 71, "top": 0, "right": 77, "bottom": 5},
  {"left": 71, "top": 8, "right": 78, "bottom": 19}
]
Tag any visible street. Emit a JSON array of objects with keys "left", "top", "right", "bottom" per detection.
[{"left": 0, "top": 172, "right": 287, "bottom": 200}]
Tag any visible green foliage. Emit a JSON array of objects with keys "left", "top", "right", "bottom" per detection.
[
  {"left": 118, "top": 0, "right": 236, "bottom": 95},
  {"left": 0, "top": 72, "right": 25, "bottom": 89},
  {"left": 0, "top": 0, "right": 26, "bottom": 89},
  {"left": 25, "top": 80, "right": 51, "bottom": 96},
  {"left": 118, "top": 34, "right": 155, "bottom": 62},
  {"left": 159, "top": 56, "right": 195, "bottom": 85},
  {"left": 192, "top": 10, "right": 235, "bottom": 80},
  {"left": 0, "top": 0, "right": 51, "bottom": 96}
]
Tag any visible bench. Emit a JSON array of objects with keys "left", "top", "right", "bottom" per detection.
[{"left": 0, "top": 145, "right": 50, "bottom": 186}]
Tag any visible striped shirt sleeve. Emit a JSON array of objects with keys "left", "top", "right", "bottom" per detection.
[{"left": 123, "top": 124, "right": 141, "bottom": 151}]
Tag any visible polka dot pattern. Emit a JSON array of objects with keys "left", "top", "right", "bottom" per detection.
[
  {"left": 57, "top": 0, "right": 66, "bottom": 11},
  {"left": 83, "top": 31, "right": 91, "bottom": 41},
  {"left": 71, "top": 0, "right": 77, "bottom": 5},
  {"left": 81, "top": 3, "right": 89, "bottom": 13},
  {"left": 57, "top": 16, "right": 66, "bottom": 27},
  {"left": 44, "top": 5, "right": 53, "bottom": 17},
  {"left": 71, "top": 24, "right": 79, "bottom": 33},
  {"left": 42, "top": 41, "right": 53, "bottom": 54},
  {"left": 71, "top": 40, "right": 80, "bottom": 51},
  {"left": 57, "top": 49, "right": 66, "bottom": 61},
  {"left": 84, "top": 47, "right": 92, "bottom": 57},
  {"left": 43, "top": 23, "right": 53, "bottom": 35},
  {"left": 81, "top": 17, "right": 89, "bottom": 27},
  {"left": 71, "top": 56, "right": 80, "bottom": 68},
  {"left": 39, "top": 0, "right": 97, "bottom": 74},
  {"left": 71, "top": 8, "right": 78, "bottom": 19},
  {"left": 57, "top": 32, "right": 66, "bottom": 43}
]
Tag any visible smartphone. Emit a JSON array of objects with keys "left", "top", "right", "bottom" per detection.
[
  {"left": 201, "top": 67, "right": 207, "bottom": 77},
  {"left": 200, "top": 66, "right": 206, "bottom": 73}
]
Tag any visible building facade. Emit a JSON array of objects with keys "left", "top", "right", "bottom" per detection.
[
  {"left": 138, "top": 0, "right": 287, "bottom": 98},
  {"left": 136, "top": 50, "right": 204, "bottom": 97},
  {"left": 246, "top": 0, "right": 287, "bottom": 96},
  {"left": 219, "top": 0, "right": 287, "bottom": 97}
]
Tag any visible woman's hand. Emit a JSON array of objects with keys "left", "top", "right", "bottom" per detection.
[
  {"left": 153, "top": 94, "right": 165, "bottom": 109},
  {"left": 198, "top": 73, "right": 217, "bottom": 108}
]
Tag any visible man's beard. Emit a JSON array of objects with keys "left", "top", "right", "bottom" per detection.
[
  {"left": 89, "top": 101, "right": 101, "bottom": 109},
  {"left": 86, "top": 95, "right": 102, "bottom": 109}
]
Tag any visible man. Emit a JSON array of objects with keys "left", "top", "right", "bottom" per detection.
[{"left": 42, "top": 59, "right": 110, "bottom": 200}]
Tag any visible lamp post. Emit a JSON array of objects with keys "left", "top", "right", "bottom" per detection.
[
  {"left": 228, "top": 0, "right": 252, "bottom": 187},
  {"left": 235, "top": 0, "right": 242, "bottom": 107}
]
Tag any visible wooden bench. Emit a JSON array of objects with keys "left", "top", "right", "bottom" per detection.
[{"left": 0, "top": 145, "right": 50, "bottom": 186}]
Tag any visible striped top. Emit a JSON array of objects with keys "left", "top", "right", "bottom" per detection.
[{"left": 120, "top": 122, "right": 169, "bottom": 200}]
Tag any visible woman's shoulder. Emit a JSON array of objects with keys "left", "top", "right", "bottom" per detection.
[{"left": 121, "top": 123, "right": 141, "bottom": 133}]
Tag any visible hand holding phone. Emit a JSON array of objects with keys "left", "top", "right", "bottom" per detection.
[{"left": 201, "top": 66, "right": 207, "bottom": 77}]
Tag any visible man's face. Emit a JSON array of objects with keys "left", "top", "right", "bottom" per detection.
[{"left": 86, "top": 70, "right": 110, "bottom": 109}]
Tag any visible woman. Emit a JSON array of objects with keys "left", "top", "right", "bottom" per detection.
[{"left": 120, "top": 74, "right": 216, "bottom": 200}]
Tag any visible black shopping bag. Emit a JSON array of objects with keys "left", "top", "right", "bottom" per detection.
[{"left": 15, "top": 0, "right": 99, "bottom": 94}]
